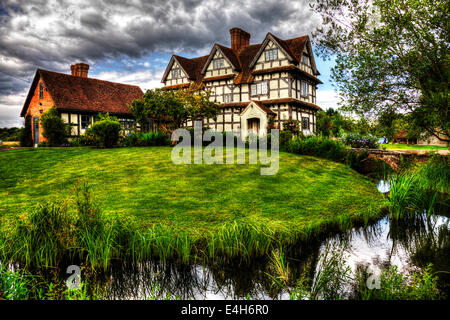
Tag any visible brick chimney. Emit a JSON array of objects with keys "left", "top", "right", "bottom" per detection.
[
  {"left": 70, "top": 63, "right": 89, "bottom": 78},
  {"left": 230, "top": 28, "right": 250, "bottom": 51}
]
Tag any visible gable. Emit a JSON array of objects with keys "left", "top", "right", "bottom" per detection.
[
  {"left": 249, "top": 34, "right": 296, "bottom": 70},
  {"left": 253, "top": 39, "right": 291, "bottom": 71},
  {"left": 21, "top": 72, "right": 55, "bottom": 117},
  {"left": 201, "top": 45, "right": 238, "bottom": 78},
  {"left": 162, "top": 58, "right": 190, "bottom": 85}
]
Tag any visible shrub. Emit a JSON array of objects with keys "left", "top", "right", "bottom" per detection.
[
  {"left": 87, "top": 113, "right": 121, "bottom": 148},
  {"left": 20, "top": 116, "right": 33, "bottom": 147},
  {"left": 120, "top": 131, "right": 170, "bottom": 147},
  {"left": 282, "top": 120, "right": 301, "bottom": 135},
  {"left": 346, "top": 150, "right": 369, "bottom": 173},
  {"left": 285, "top": 136, "right": 348, "bottom": 162},
  {"left": 40, "top": 107, "right": 69, "bottom": 146},
  {"left": 341, "top": 132, "right": 379, "bottom": 149},
  {"left": 279, "top": 131, "right": 293, "bottom": 149}
]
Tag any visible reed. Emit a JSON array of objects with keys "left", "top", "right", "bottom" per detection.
[{"left": 0, "top": 180, "right": 385, "bottom": 270}]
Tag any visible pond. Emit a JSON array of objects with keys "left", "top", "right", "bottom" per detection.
[{"left": 82, "top": 211, "right": 447, "bottom": 300}]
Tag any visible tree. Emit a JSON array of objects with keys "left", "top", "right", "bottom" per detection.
[
  {"left": 311, "top": 0, "right": 449, "bottom": 142},
  {"left": 20, "top": 116, "right": 33, "bottom": 147},
  {"left": 40, "top": 107, "right": 69, "bottom": 146},
  {"left": 129, "top": 88, "right": 219, "bottom": 131}
]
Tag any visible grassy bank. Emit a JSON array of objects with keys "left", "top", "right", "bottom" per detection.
[
  {"left": 0, "top": 147, "right": 385, "bottom": 268},
  {"left": 384, "top": 144, "right": 448, "bottom": 151}
]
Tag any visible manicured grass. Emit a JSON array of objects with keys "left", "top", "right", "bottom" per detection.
[
  {"left": 0, "top": 147, "right": 385, "bottom": 233},
  {"left": 384, "top": 144, "right": 448, "bottom": 151}
]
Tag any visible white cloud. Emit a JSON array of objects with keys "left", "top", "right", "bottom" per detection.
[
  {"left": 92, "top": 69, "right": 164, "bottom": 92},
  {"left": 0, "top": 91, "right": 27, "bottom": 127},
  {"left": 316, "top": 90, "right": 341, "bottom": 111}
]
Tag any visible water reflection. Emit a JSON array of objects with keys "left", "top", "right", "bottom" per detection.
[{"left": 79, "top": 213, "right": 449, "bottom": 300}]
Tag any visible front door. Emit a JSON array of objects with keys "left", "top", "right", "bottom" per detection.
[
  {"left": 33, "top": 116, "right": 39, "bottom": 145},
  {"left": 247, "top": 118, "right": 260, "bottom": 136}
]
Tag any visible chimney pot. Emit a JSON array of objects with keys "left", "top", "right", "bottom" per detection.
[
  {"left": 230, "top": 28, "right": 250, "bottom": 51},
  {"left": 70, "top": 63, "right": 89, "bottom": 78}
]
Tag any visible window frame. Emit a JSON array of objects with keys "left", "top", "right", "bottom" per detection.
[
  {"left": 39, "top": 83, "right": 44, "bottom": 99},
  {"left": 80, "top": 115, "right": 90, "bottom": 129},
  {"left": 213, "top": 58, "right": 225, "bottom": 70},
  {"left": 223, "top": 93, "right": 232, "bottom": 103},
  {"left": 171, "top": 68, "right": 181, "bottom": 79},
  {"left": 301, "top": 81, "right": 309, "bottom": 97},
  {"left": 265, "top": 49, "right": 278, "bottom": 61},
  {"left": 302, "top": 117, "right": 310, "bottom": 131},
  {"left": 251, "top": 81, "right": 268, "bottom": 96},
  {"left": 302, "top": 54, "right": 309, "bottom": 66}
]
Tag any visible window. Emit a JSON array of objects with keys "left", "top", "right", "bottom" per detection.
[
  {"left": 301, "top": 81, "right": 309, "bottom": 97},
  {"left": 171, "top": 69, "right": 181, "bottom": 79},
  {"left": 81, "top": 115, "right": 90, "bottom": 129},
  {"left": 302, "top": 54, "right": 309, "bottom": 65},
  {"left": 251, "top": 82, "right": 268, "bottom": 96},
  {"left": 213, "top": 59, "right": 224, "bottom": 69},
  {"left": 39, "top": 83, "right": 44, "bottom": 99},
  {"left": 265, "top": 49, "right": 278, "bottom": 61},
  {"left": 223, "top": 93, "right": 232, "bottom": 103},
  {"left": 302, "top": 117, "right": 310, "bottom": 131}
]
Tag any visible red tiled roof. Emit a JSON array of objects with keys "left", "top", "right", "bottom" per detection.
[
  {"left": 162, "top": 32, "right": 320, "bottom": 87},
  {"left": 21, "top": 69, "right": 143, "bottom": 116}
]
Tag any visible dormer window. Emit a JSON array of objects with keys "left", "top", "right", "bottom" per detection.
[
  {"left": 39, "top": 82, "right": 44, "bottom": 99},
  {"left": 302, "top": 54, "right": 309, "bottom": 65},
  {"left": 265, "top": 49, "right": 278, "bottom": 61},
  {"left": 213, "top": 59, "right": 224, "bottom": 69},
  {"left": 172, "top": 69, "right": 181, "bottom": 79}
]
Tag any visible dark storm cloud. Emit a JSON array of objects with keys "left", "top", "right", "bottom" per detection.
[{"left": 0, "top": 0, "right": 320, "bottom": 126}]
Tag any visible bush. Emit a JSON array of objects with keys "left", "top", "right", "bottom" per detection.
[
  {"left": 40, "top": 107, "right": 69, "bottom": 146},
  {"left": 285, "top": 136, "right": 348, "bottom": 162},
  {"left": 20, "top": 116, "right": 33, "bottom": 147},
  {"left": 120, "top": 131, "right": 170, "bottom": 147},
  {"left": 87, "top": 113, "right": 121, "bottom": 148},
  {"left": 282, "top": 120, "right": 301, "bottom": 135},
  {"left": 341, "top": 132, "right": 379, "bottom": 149},
  {"left": 279, "top": 131, "right": 293, "bottom": 148}
]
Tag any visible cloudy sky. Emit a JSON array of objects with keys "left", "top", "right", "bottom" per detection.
[{"left": 0, "top": 0, "right": 338, "bottom": 128}]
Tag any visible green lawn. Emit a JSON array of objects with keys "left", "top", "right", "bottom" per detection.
[
  {"left": 0, "top": 147, "right": 385, "bottom": 235},
  {"left": 384, "top": 143, "right": 448, "bottom": 151}
]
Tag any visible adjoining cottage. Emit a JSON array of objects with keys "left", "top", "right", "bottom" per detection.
[
  {"left": 161, "top": 28, "right": 322, "bottom": 136},
  {"left": 20, "top": 63, "right": 144, "bottom": 145}
]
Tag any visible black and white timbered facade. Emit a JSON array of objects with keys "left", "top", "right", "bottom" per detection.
[{"left": 161, "top": 28, "right": 322, "bottom": 136}]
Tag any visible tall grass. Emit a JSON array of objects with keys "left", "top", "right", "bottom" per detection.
[
  {"left": 267, "top": 242, "right": 352, "bottom": 300},
  {"left": 266, "top": 243, "right": 444, "bottom": 300},
  {"left": 356, "top": 264, "right": 442, "bottom": 300},
  {"left": 388, "top": 173, "right": 438, "bottom": 220},
  {"left": 417, "top": 154, "right": 450, "bottom": 194},
  {"left": 388, "top": 154, "right": 448, "bottom": 220}
]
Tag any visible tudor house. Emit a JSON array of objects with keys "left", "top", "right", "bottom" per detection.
[
  {"left": 20, "top": 63, "right": 143, "bottom": 145},
  {"left": 161, "top": 28, "right": 322, "bottom": 136}
]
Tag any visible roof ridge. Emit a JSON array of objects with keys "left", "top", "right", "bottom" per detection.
[{"left": 38, "top": 69, "right": 142, "bottom": 88}]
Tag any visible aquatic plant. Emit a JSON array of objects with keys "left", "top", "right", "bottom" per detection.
[{"left": 357, "top": 264, "right": 442, "bottom": 300}]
